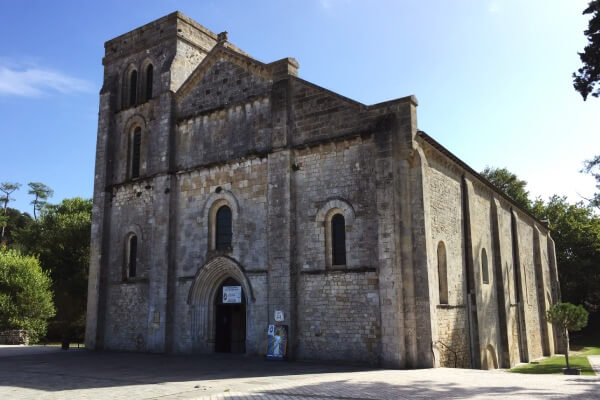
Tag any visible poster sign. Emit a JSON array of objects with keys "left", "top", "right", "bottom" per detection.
[
  {"left": 222, "top": 286, "right": 241, "bottom": 303},
  {"left": 274, "top": 310, "right": 284, "bottom": 322},
  {"left": 266, "top": 324, "right": 288, "bottom": 360}
]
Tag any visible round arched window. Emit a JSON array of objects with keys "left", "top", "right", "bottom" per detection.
[{"left": 215, "top": 205, "right": 232, "bottom": 250}]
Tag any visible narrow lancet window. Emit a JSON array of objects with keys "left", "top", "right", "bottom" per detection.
[
  {"left": 482, "top": 248, "right": 489, "bottom": 284},
  {"left": 145, "top": 64, "right": 153, "bottom": 101},
  {"left": 128, "top": 234, "right": 137, "bottom": 278},
  {"left": 215, "top": 205, "right": 232, "bottom": 250},
  {"left": 131, "top": 127, "right": 141, "bottom": 179},
  {"left": 129, "top": 70, "right": 138, "bottom": 106},
  {"left": 331, "top": 214, "right": 346, "bottom": 265},
  {"left": 438, "top": 241, "right": 448, "bottom": 304}
]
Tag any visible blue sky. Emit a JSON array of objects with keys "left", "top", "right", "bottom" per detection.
[{"left": 1, "top": 0, "right": 598, "bottom": 213}]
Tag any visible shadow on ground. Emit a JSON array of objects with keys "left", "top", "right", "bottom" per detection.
[
  {"left": 0, "top": 348, "right": 598, "bottom": 399},
  {"left": 0, "top": 349, "right": 367, "bottom": 391},
  {"left": 227, "top": 379, "right": 600, "bottom": 400}
]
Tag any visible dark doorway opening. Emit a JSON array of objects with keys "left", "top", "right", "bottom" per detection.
[{"left": 215, "top": 278, "right": 246, "bottom": 353}]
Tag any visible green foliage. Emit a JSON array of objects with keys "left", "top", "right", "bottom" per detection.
[
  {"left": 583, "top": 155, "right": 600, "bottom": 209},
  {"left": 547, "top": 302, "right": 589, "bottom": 370},
  {"left": 481, "top": 166, "right": 532, "bottom": 211},
  {"left": 14, "top": 197, "right": 92, "bottom": 341},
  {"left": 573, "top": 1, "right": 600, "bottom": 100},
  {"left": 0, "top": 182, "right": 21, "bottom": 204},
  {"left": 532, "top": 196, "right": 600, "bottom": 311},
  {"left": 0, "top": 182, "right": 22, "bottom": 240},
  {"left": 0, "top": 208, "right": 32, "bottom": 247},
  {"left": 482, "top": 165, "right": 600, "bottom": 313},
  {"left": 547, "top": 302, "right": 589, "bottom": 332},
  {"left": 0, "top": 247, "right": 55, "bottom": 342},
  {"left": 27, "top": 182, "right": 53, "bottom": 220}
]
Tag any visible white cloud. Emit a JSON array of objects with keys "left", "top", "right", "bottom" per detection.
[{"left": 0, "top": 60, "right": 93, "bottom": 97}]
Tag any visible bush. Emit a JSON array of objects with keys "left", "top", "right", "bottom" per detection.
[{"left": 0, "top": 247, "right": 55, "bottom": 343}]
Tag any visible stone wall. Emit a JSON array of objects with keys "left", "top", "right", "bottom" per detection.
[
  {"left": 421, "top": 135, "right": 557, "bottom": 369},
  {"left": 515, "top": 213, "right": 545, "bottom": 361},
  {"left": 0, "top": 330, "right": 29, "bottom": 345},
  {"left": 177, "top": 55, "right": 272, "bottom": 122},
  {"left": 175, "top": 96, "right": 272, "bottom": 170},
  {"left": 297, "top": 271, "right": 380, "bottom": 363},
  {"left": 435, "top": 307, "right": 469, "bottom": 367},
  {"left": 171, "top": 157, "right": 270, "bottom": 355},
  {"left": 494, "top": 201, "right": 522, "bottom": 367},
  {"left": 424, "top": 153, "right": 470, "bottom": 368},
  {"left": 293, "top": 137, "right": 378, "bottom": 272},
  {"left": 468, "top": 180, "right": 503, "bottom": 369}
]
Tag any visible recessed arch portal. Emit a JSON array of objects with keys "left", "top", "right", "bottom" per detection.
[{"left": 187, "top": 256, "right": 253, "bottom": 353}]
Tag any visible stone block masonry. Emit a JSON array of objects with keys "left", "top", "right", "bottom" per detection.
[{"left": 86, "top": 11, "right": 559, "bottom": 370}]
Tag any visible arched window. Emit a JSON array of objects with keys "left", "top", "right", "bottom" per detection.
[
  {"left": 128, "top": 234, "right": 138, "bottom": 278},
  {"left": 481, "top": 248, "right": 489, "bottom": 284},
  {"left": 130, "top": 127, "right": 142, "bottom": 179},
  {"left": 129, "top": 70, "right": 138, "bottom": 106},
  {"left": 215, "top": 205, "right": 232, "bottom": 250},
  {"left": 437, "top": 241, "right": 448, "bottom": 304},
  {"left": 331, "top": 213, "right": 346, "bottom": 266},
  {"left": 145, "top": 64, "right": 153, "bottom": 102}
]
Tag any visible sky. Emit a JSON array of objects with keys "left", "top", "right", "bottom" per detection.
[{"left": 1, "top": 0, "right": 598, "bottom": 213}]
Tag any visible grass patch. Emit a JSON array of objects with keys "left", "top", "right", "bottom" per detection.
[
  {"left": 40, "top": 342, "right": 85, "bottom": 348},
  {"left": 510, "top": 348, "right": 598, "bottom": 376},
  {"left": 571, "top": 344, "right": 600, "bottom": 355}
]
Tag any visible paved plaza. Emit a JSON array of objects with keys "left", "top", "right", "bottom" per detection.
[{"left": 0, "top": 346, "right": 598, "bottom": 399}]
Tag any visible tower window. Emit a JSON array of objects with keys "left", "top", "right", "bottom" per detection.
[
  {"left": 128, "top": 234, "right": 138, "bottom": 278},
  {"left": 331, "top": 213, "right": 346, "bottom": 266},
  {"left": 131, "top": 127, "right": 141, "bottom": 179},
  {"left": 145, "top": 64, "right": 153, "bottom": 101},
  {"left": 129, "top": 70, "right": 138, "bottom": 106},
  {"left": 215, "top": 205, "right": 232, "bottom": 250}
]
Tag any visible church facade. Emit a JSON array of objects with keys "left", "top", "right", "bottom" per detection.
[{"left": 85, "top": 12, "right": 562, "bottom": 369}]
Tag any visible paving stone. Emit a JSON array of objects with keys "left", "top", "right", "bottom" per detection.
[{"left": 0, "top": 347, "right": 598, "bottom": 400}]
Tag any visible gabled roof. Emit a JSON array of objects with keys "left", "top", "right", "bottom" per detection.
[{"left": 176, "top": 42, "right": 285, "bottom": 101}]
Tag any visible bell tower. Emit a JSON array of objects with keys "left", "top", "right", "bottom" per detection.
[{"left": 86, "top": 12, "right": 220, "bottom": 351}]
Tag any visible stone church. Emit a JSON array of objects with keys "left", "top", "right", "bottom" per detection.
[{"left": 85, "top": 12, "right": 562, "bottom": 369}]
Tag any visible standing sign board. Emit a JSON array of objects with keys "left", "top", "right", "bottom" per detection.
[
  {"left": 222, "top": 286, "right": 242, "bottom": 304},
  {"left": 266, "top": 324, "right": 288, "bottom": 360}
]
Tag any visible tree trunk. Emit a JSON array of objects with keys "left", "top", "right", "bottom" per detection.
[
  {"left": 565, "top": 329, "right": 570, "bottom": 370},
  {"left": 1, "top": 198, "right": 7, "bottom": 239},
  {"left": 33, "top": 194, "right": 38, "bottom": 220}
]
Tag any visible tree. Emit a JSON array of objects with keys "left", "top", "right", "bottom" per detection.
[
  {"left": 0, "top": 247, "right": 55, "bottom": 343},
  {"left": 582, "top": 155, "right": 600, "bottom": 209},
  {"left": 0, "top": 208, "right": 32, "bottom": 248},
  {"left": 573, "top": 1, "right": 600, "bottom": 100},
  {"left": 480, "top": 166, "right": 532, "bottom": 211},
  {"left": 546, "top": 302, "right": 589, "bottom": 370},
  {"left": 27, "top": 182, "right": 53, "bottom": 220},
  {"left": 13, "top": 197, "right": 92, "bottom": 342},
  {"left": 0, "top": 182, "right": 21, "bottom": 240},
  {"left": 532, "top": 196, "right": 600, "bottom": 312}
]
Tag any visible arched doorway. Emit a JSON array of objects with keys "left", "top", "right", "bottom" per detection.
[
  {"left": 214, "top": 277, "right": 246, "bottom": 353},
  {"left": 187, "top": 256, "right": 253, "bottom": 353}
]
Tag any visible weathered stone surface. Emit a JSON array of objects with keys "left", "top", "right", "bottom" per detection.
[
  {"left": 86, "top": 12, "right": 559, "bottom": 369},
  {"left": 0, "top": 330, "right": 29, "bottom": 345}
]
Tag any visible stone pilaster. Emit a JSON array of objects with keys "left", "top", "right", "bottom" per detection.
[
  {"left": 266, "top": 149, "right": 296, "bottom": 357},
  {"left": 85, "top": 83, "right": 115, "bottom": 349}
]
